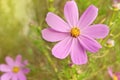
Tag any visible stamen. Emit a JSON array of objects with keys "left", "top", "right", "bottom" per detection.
[
  {"left": 12, "top": 66, "right": 20, "bottom": 73},
  {"left": 113, "top": 75, "right": 118, "bottom": 80},
  {"left": 70, "top": 27, "right": 80, "bottom": 38}
]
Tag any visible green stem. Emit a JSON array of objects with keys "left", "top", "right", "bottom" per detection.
[{"left": 113, "top": 32, "right": 120, "bottom": 39}]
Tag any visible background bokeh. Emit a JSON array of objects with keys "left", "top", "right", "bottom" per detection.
[{"left": 0, "top": 0, "right": 120, "bottom": 80}]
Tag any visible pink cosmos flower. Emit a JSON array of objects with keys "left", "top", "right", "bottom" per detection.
[
  {"left": 0, "top": 55, "right": 30, "bottom": 80},
  {"left": 108, "top": 67, "right": 120, "bottom": 80},
  {"left": 42, "top": 1, "right": 109, "bottom": 65}
]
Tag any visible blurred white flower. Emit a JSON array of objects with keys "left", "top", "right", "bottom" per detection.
[
  {"left": 106, "top": 39, "right": 115, "bottom": 47},
  {"left": 112, "top": 0, "right": 120, "bottom": 10},
  {"left": 77, "top": 69, "right": 82, "bottom": 74}
]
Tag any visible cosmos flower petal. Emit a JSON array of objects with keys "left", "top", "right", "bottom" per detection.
[
  {"left": 5, "top": 56, "right": 14, "bottom": 67},
  {"left": 108, "top": 67, "right": 114, "bottom": 78},
  {"left": 16, "top": 55, "right": 22, "bottom": 62},
  {"left": 15, "top": 55, "right": 22, "bottom": 65},
  {"left": 46, "top": 12, "right": 70, "bottom": 32},
  {"left": 52, "top": 37, "right": 72, "bottom": 59},
  {"left": 78, "top": 5, "right": 98, "bottom": 29},
  {"left": 64, "top": 0, "right": 79, "bottom": 27},
  {"left": 18, "top": 72, "right": 26, "bottom": 80},
  {"left": 22, "top": 68, "right": 30, "bottom": 74},
  {"left": 12, "top": 76, "right": 18, "bottom": 80},
  {"left": 0, "top": 64, "right": 11, "bottom": 72},
  {"left": 82, "top": 24, "right": 109, "bottom": 39},
  {"left": 71, "top": 38, "right": 87, "bottom": 65},
  {"left": 23, "top": 60, "right": 28, "bottom": 65},
  {"left": 1, "top": 73, "right": 12, "bottom": 80},
  {"left": 115, "top": 72, "right": 120, "bottom": 76},
  {"left": 42, "top": 28, "right": 69, "bottom": 42},
  {"left": 79, "top": 35, "right": 102, "bottom": 53}
]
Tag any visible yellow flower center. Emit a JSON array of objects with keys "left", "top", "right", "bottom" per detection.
[
  {"left": 70, "top": 27, "right": 80, "bottom": 38},
  {"left": 113, "top": 75, "right": 118, "bottom": 80},
  {"left": 12, "top": 66, "right": 20, "bottom": 73}
]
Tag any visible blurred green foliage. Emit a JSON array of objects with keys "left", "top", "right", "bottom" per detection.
[{"left": 0, "top": 0, "right": 120, "bottom": 80}]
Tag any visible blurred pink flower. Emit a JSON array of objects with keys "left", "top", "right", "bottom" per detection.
[
  {"left": 42, "top": 1, "right": 109, "bottom": 65},
  {"left": 113, "top": 0, "right": 120, "bottom": 3},
  {"left": 0, "top": 55, "right": 30, "bottom": 80},
  {"left": 108, "top": 67, "right": 120, "bottom": 80}
]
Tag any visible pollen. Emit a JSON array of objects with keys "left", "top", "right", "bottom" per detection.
[
  {"left": 70, "top": 27, "right": 80, "bottom": 38},
  {"left": 12, "top": 66, "right": 20, "bottom": 73},
  {"left": 113, "top": 75, "right": 118, "bottom": 80}
]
